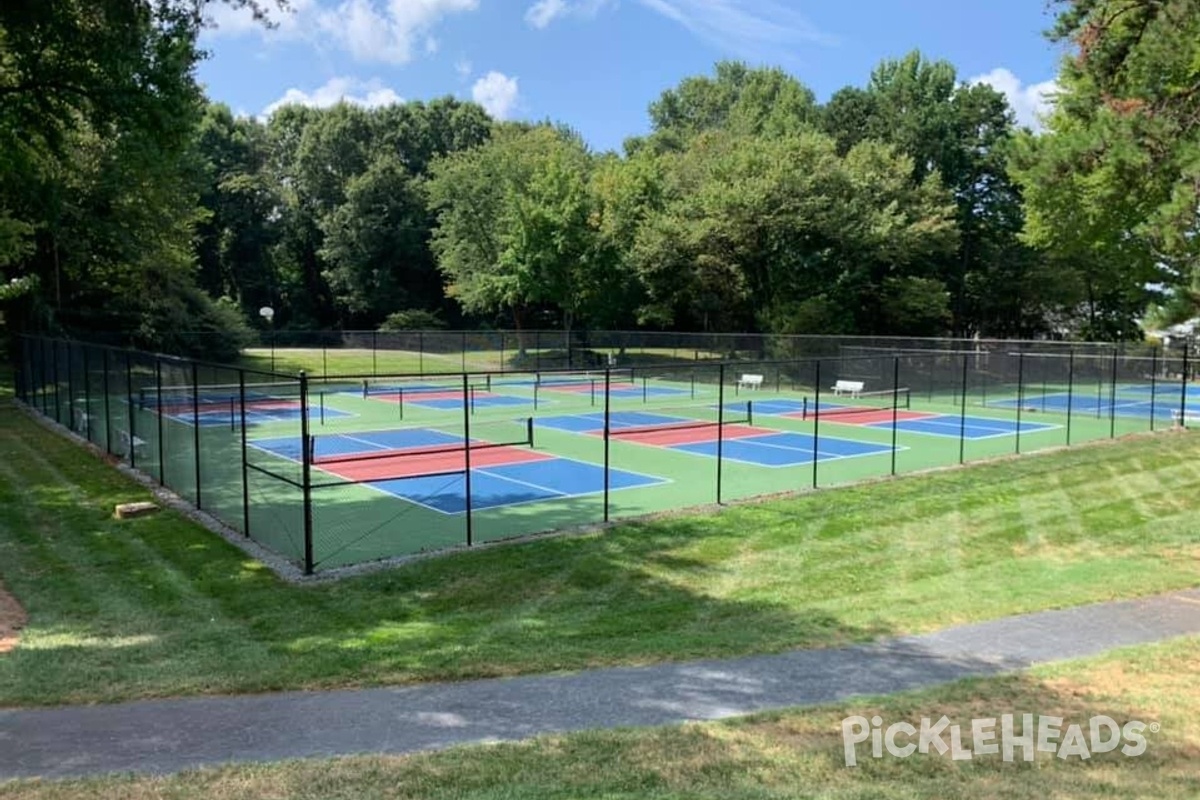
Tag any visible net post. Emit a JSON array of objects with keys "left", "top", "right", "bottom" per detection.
[
  {"left": 1066, "top": 349, "right": 1075, "bottom": 446},
  {"left": 527, "top": 416, "right": 535, "bottom": 448},
  {"left": 462, "top": 373, "right": 473, "bottom": 548},
  {"left": 958, "top": 354, "right": 968, "bottom": 465},
  {"left": 534, "top": 382, "right": 539, "bottom": 411},
  {"left": 591, "top": 378, "right": 596, "bottom": 408},
  {"left": 1180, "top": 344, "right": 1190, "bottom": 427},
  {"left": 192, "top": 361, "right": 202, "bottom": 509},
  {"left": 470, "top": 384, "right": 476, "bottom": 415},
  {"left": 716, "top": 364, "right": 725, "bottom": 504},
  {"left": 155, "top": 360, "right": 165, "bottom": 485},
  {"left": 892, "top": 357, "right": 901, "bottom": 475},
  {"left": 362, "top": 380, "right": 368, "bottom": 399},
  {"left": 1015, "top": 353, "right": 1025, "bottom": 455},
  {"left": 102, "top": 348, "right": 112, "bottom": 455},
  {"left": 691, "top": 368, "right": 696, "bottom": 400},
  {"left": 603, "top": 368, "right": 611, "bottom": 522},
  {"left": 299, "top": 370, "right": 315, "bottom": 575},
  {"left": 642, "top": 375, "right": 647, "bottom": 404},
  {"left": 812, "top": 360, "right": 821, "bottom": 489},
  {"left": 239, "top": 370, "right": 250, "bottom": 538},
  {"left": 125, "top": 352, "right": 136, "bottom": 469},
  {"left": 746, "top": 400, "right": 753, "bottom": 426},
  {"left": 398, "top": 388, "right": 404, "bottom": 420},
  {"left": 320, "top": 391, "right": 325, "bottom": 425}
]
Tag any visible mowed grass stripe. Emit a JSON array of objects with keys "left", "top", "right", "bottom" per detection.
[{"left": 0, "top": 380, "right": 1198, "bottom": 706}]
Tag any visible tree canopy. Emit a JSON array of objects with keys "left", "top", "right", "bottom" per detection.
[{"left": 4, "top": 1, "right": 1194, "bottom": 354}]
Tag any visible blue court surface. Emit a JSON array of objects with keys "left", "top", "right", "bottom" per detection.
[
  {"left": 167, "top": 404, "right": 351, "bottom": 428},
  {"left": 535, "top": 411, "right": 895, "bottom": 468},
  {"left": 250, "top": 427, "right": 667, "bottom": 514},
  {"left": 369, "top": 459, "right": 667, "bottom": 514},
  {"left": 987, "top": 393, "right": 1187, "bottom": 420},
  {"left": 672, "top": 432, "right": 894, "bottom": 468},
  {"left": 864, "top": 415, "right": 1059, "bottom": 440}
]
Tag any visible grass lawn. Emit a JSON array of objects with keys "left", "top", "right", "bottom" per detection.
[
  {"left": 1, "top": 372, "right": 1199, "bottom": 707},
  {"left": 2, "top": 635, "right": 1196, "bottom": 798}
]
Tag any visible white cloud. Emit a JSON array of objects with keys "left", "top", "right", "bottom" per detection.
[
  {"left": 205, "top": 0, "right": 479, "bottom": 66},
  {"left": 526, "top": 0, "right": 568, "bottom": 28},
  {"left": 202, "top": 0, "right": 316, "bottom": 39},
  {"left": 262, "top": 77, "right": 404, "bottom": 117},
  {"left": 631, "top": 0, "right": 836, "bottom": 58},
  {"left": 455, "top": 59, "right": 473, "bottom": 80},
  {"left": 525, "top": 0, "right": 614, "bottom": 28},
  {"left": 472, "top": 71, "right": 520, "bottom": 120},
  {"left": 968, "top": 68, "right": 1059, "bottom": 130},
  {"left": 318, "top": 0, "right": 478, "bottom": 65}
]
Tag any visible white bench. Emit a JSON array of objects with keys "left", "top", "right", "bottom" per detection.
[
  {"left": 737, "top": 374, "right": 764, "bottom": 390},
  {"left": 119, "top": 429, "right": 148, "bottom": 460},
  {"left": 1171, "top": 409, "right": 1199, "bottom": 427},
  {"left": 832, "top": 380, "right": 865, "bottom": 398}
]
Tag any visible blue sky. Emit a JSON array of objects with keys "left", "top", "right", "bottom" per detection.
[{"left": 198, "top": 0, "right": 1068, "bottom": 152}]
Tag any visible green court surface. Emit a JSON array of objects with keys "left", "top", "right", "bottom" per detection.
[{"left": 175, "top": 371, "right": 1171, "bottom": 572}]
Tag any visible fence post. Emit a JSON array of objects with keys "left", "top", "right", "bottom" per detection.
[
  {"left": 239, "top": 370, "right": 251, "bottom": 538},
  {"left": 813, "top": 360, "right": 822, "bottom": 489},
  {"left": 603, "top": 368, "right": 611, "bottom": 522},
  {"left": 65, "top": 345, "right": 74, "bottom": 431},
  {"left": 1180, "top": 344, "right": 1190, "bottom": 427},
  {"left": 299, "top": 371, "right": 315, "bottom": 574},
  {"left": 1066, "top": 349, "right": 1075, "bottom": 446},
  {"left": 155, "top": 361, "right": 165, "bottom": 485},
  {"left": 418, "top": 330, "right": 425, "bottom": 376},
  {"left": 1109, "top": 350, "right": 1118, "bottom": 439},
  {"left": 125, "top": 352, "right": 137, "bottom": 469},
  {"left": 462, "top": 373, "right": 473, "bottom": 547},
  {"left": 81, "top": 346, "right": 91, "bottom": 442},
  {"left": 1015, "top": 353, "right": 1025, "bottom": 455},
  {"left": 102, "top": 349, "right": 112, "bottom": 455},
  {"left": 462, "top": 331, "right": 468, "bottom": 373},
  {"left": 716, "top": 364, "right": 725, "bottom": 504},
  {"left": 52, "top": 340, "right": 61, "bottom": 424},
  {"left": 959, "top": 354, "right": 968, "bottom": 464},
  {"left": 891, "top": 357, "right": 900, "bottom": 475},
  {"left": 192, "top": 361, "right": 202, "bottom": 509},
  {"left": 1150, "top": 349, "right": 1158, "bottom": 431}
]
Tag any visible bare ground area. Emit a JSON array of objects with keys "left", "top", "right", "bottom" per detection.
[{"left": 0, "top": 580, "right": 26, "bottom": 654}]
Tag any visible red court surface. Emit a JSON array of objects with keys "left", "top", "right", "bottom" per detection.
[
  {"left": 784, "top": 409, "right": 938, "bottom": 426},
  {"left": 316, "top": 445, "right": 552, "bottom": 483},
  {"left": 604, "top": 423, "right": 779, "bottom": 447}
]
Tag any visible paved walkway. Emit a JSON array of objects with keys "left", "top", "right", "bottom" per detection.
[{"left": 2, "top": 590, "right": 1199, "bottom": 780}]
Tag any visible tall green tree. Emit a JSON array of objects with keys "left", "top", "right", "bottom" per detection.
[
  {"left": 428, "top": 125, "right": 611, "bottom": 333},
  {"left": 1013, "top": 0, "right": 1200, "bottom": 334}
]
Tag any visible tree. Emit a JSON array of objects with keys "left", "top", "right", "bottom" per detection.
[
  {"left": 0, "top": 0, "right": 282, "bottom": 355},
  {"left": 1012, "top": 0, "right": 1200, "bottom": 332}
]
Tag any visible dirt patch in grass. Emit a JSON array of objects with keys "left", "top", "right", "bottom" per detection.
[{"left": 0, "top": 579, "right": 26, "bottom": 654}]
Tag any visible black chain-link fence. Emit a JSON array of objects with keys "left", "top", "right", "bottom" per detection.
[{"left": 16, "top": 335, "right": 1195, "bottom": 574}]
